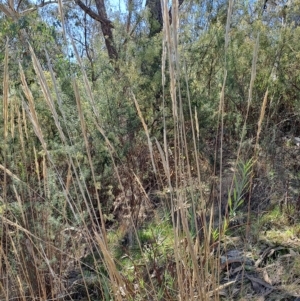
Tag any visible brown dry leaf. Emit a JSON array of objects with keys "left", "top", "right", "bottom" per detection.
[
  {"left": 231, "top": 288, "right": 240, "bottom": 297},
  {"left": 251, "top": 279, "right": 263, "bottom": 293},
  {"left": 255, "top": 247, "right": 272, "bottom": 267},
  {"left": 231, "top": 265, "right": 244, "bottom": 275},
  {"left": 219, "top": 288, "right": 239, "bottom": 297},
  {"left": 262, "top": 269, "right": 272, "bottom": 285},
  {"left": 245, "top": 273, "right": 275, "bottom": 297},
  {"left": 245, "top": 274, "right": 274, "bottom": 290},
  {"left": 206, "top": 280, "right": 237, "bottom": 297},
  {"left": 289, "top": 248, "right": 298, "bottom": 256},
  {"left": 255, "top": 246, "right": 286, "bottom": 267},
  {"left": 218, "top": 290, "right": 227, "bottom": 296}
]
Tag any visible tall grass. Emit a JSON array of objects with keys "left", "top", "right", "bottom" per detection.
[{"left": 0, "top": 1, "right": 270, "bottom": 300}]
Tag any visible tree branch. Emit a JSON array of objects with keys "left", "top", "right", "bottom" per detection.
[
  {"left": 74, "top": 0, "right": 114, "bottom": 28},
  {"left": 20, "top": 1, "right": 59, "bottom": 16},
  {"left": 0, "top": 0, "right": 71, "bottom": 19},
  {"left": 0, "top": 3, "right": 18, "bottom": 20},
  {"left": 168, "top": 0, "right": 184, "bottom": 25}
]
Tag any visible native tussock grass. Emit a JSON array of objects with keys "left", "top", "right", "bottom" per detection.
[{"left": 0, "top": 1, "right": 272, "bottom": 301}]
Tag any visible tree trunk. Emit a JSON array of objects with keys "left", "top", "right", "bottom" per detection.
[
  {"left": 146, "top": 0, "right": 163, "bottom": 37},
  {"left": 74, "top": 0, "right": 118, "bottom": 63},
  {"left": 94, "top": 0, "right": 118, "bottom": 61},
  {"left": 146, "top": 0, "right": 184, "bottom": 37}
]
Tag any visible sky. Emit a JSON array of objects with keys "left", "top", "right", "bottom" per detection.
[{"left": 109, "top": 0, "right": 127, "bottom": 13}]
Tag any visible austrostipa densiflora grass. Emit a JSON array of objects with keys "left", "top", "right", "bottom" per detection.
[{"left": 0, "top": 1, "right": 280, "bottom": 300}]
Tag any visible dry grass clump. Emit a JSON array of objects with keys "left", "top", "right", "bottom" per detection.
[{"left": 2, "top": 1, "right": 300, "bottom": 301}]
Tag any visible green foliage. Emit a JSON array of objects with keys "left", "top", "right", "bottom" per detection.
[{"left": 228, "top": 158, "right": 253, "bottom": 219}]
